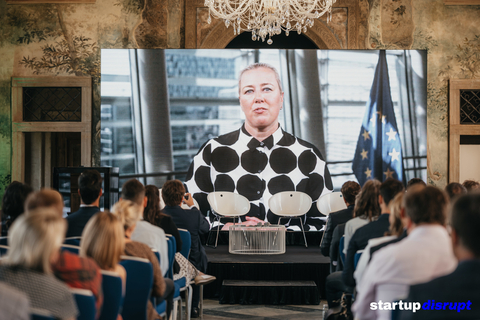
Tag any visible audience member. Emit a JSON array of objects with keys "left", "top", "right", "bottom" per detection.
[
  {"left": 161, "top": 180, "right": 211, "bottom": 318},
  {"left": 66, "top": 169, "right": 102, "bottom": 237},
  {"left": 329, "top": 223, "right": 346, "bottom": 272},
  {"left": 406, "top": 178, "right": 426, "bottom": 189},
  {"left": 0, "top": 209, "right": 78, "bottom": 320},
  {"left": 144, "top": 185, "right": 215, "bottom": 285},
  {"left": 353, "top": 186, "right": 457, "bottom": 320},
  {"left": 120, "top": 179, "right": 169, "bottom": 276},
  {"left": 1, "top": 181, "right": 33, "bottom": 237},
  {"left": 343, "top": 179, "right": 404, "bottom": 287},
  {"left": 25, "top": 188, "right": 103, "bottom": 313},
  {"left": 445, "top": 182, "right": 466, "bottom": 201},
  {"left": 462, "top": 179, "right": 480, "bottom": 192},
  {"left": 111, "top": 200, "right": 174, "bottom": 320},
  {"left": 80, "top": 211, "right": 126, "bottom": 290},
  {"left": 399, "top": 193, "right": 480, "bottom": 319},
  {"left": 320, "top": 181, "right": 361, "bottom": 260}
]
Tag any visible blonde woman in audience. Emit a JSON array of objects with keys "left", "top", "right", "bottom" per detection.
[
  {"left": 80, "top": 211, "right": 126, "bottom": 290},
  {"left": 111, "top": 200, "right": 174, "bottom": 320},
  {"left": 343, "top": 179, "right": 381, "bottom": 255},
  {"left": 0, "top": 208, "right": 78, "bottom": 320}
]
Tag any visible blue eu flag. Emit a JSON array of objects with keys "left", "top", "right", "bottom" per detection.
[{"left": 352, "top": 51, "right": 404, "bottom": 185}]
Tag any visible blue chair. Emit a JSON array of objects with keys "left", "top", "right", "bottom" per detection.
[
  {"left": 178, "top": 229, "right": 191, "bottom": 260},
  {"left": 0, "top": 245, "right": 8, "bottom": 257},
  {"left": 163, "top": 235, "right": 186, "bottom": 320},
  {"left": 99, "top": 270, "right": 124, "bottom": 320},
  {"left": 61, "top": 244, "right": 80, "bottom": 254},
  {"left": 64, "top": 237, "right": 81, "bottom": 246},
  {"left": 156, "top": 300, "right": 167, "bottom": 318},
  {"left": 120, "top": 256, "right": 153, "bottom": 320},
  {"left": 339, "top": 235, "right": 345, "bottom": 265},
  {"left": 71, "top": 288, "right": 96, "bottom": 320},
  {"left": 354, "top": 250, "right": 363, "bottom": 270},
  {"left": 0, "top": 236, "right": 8, "bottom": 246}
]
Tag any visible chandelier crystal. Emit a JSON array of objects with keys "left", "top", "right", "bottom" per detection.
[{"left": 204, "top": 0, "right": 336, "bottom": 44}]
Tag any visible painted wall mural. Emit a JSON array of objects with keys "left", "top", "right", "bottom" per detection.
[{"left": 0, "top": 0, "right": 479, "bottom": 199}]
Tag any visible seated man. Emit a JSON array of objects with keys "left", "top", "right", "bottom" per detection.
[
  {"left": 399, "top": 193, "right": 480, "bottom": 319},
  {"left": 161, "top": 179, "right": 210, "bottom": 318},
  {"left": 25, "top": 189, "right": 103, "bottom": 312},
  {"left": 122, "top": 179, "right": 169, "bottom": 277},
  {"left": 320, "top": 181, "right": 360, "bottom": 260},
  {"left": 352, "top": 186, "right": 457, "bottom": 320},
  {"left": 66, "top": 169, "right": 102, "bottom": 237},
  {"left": 343, "top": 178, "right": 404, "bottom": 287}
]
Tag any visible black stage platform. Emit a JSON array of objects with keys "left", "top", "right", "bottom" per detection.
[{"left": 203, "top": 231, "right": 330, "bottom": 305}]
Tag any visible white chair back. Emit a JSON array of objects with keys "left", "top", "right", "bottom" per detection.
[
  {"left": 316, "top": 192, "right": 347, "bottom": 216},
  {"left": 207, "top": 192, "right": 250, "bottom": 217},
  {"left": 268, "top": 191, "right": 312, "bottom": 217}
]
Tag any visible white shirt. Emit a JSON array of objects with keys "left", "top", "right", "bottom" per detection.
[
  {"left": 352, "top": 225, "right": 457, "bottom": 320},
  {"left": 343, "top": 216, "right": 370, "bottom": 254},
  {"left": 131, "top": 220, "right": 169, "bottom": 276}
]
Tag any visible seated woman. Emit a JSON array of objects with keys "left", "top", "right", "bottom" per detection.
[
  {"left": 111, "top": 200, "right": 174, "bottom": 320},
  {"left": 1, "top": 181, "right": 33, "bottom": 237},
  {"left": 80, "top": 211, "right": 126, "bottom": 296},
  {"left": 0, "top": 208, "right": 78, "bottom": 320},
  {"left": 144, "top": 185, "right": 215, "bottom": 285},
  {"left": 161, "top": 180, "right": 211, "bottom": 318}
]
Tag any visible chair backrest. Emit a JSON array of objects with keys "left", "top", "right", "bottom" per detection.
[
  {"left": 119, "top": 256, "right": 153, "bottom": 320},
  {"left": 0, "top": 236, "right": 8, "bottom": 246},
  {"left": 99, "top": 270, "right": 124, "bottom": 320},
  {"left": 339, "top": 236, "right": 346, "bottom": 265},
  {"left": 178, "top": 228, "right": 191, "bottom": 260},
  {"left": 64, "top": 237, "right": 82, "bottom": 246},
  {"left": 31, "top": 309, "right": 55, "bottom": 320},
  {"left": 317, "top": 192, "right": 347, "bottom": 216},
  {"left": 61, "top": 244, "right": 80, "bottom": 255},
  {"left": 152, "top": 249, "right": 160, "bottom": 265},
  {"left": 268, "top": 191, "right": 312, "bottom": 217},
  {"left": 71, "top": 288, "right": 96, "bottom": 320},
  {"left": 354, "top": 250, "right": 363, "bottom": 270},
  {"left": 0, "top": 245, "right": 8, "bottom": 257},
  {"left": 207, "top": 192, "right": 250, "bottom": 217},
  {"left": 165, "top": 235, "right": 176, "bottom": 279}
]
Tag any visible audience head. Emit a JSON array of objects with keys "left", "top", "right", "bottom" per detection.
[
  {"left": 379, "top": 179, "right": 405, "bottom": 209},
  {"left": 462, "top": 179, "right": 480, "bottom": 192},
  {"left": 111, "top": 200, "right": 142, "bottom": 232},
  {"left": 403, "top": 186, "right": 448, "bottom": 227},
  {"left": 121, "top": 179, "right": 146, "bottom": 207},
  {"left": 2, "top": 181, "right": 33, "bottom": 230},
  {"left": 25, "top": 189, "right": 63, "bottom": 217},
  {"left": 144, "top": 185, "right": 162, "bottom": 224},
  {"left": 388, "top": 192, "right": 405, "bottom": 237},
  {"left": 407, "top": 178, "right": 426, "bottom": 189},
  {"left": 353, "top": 179, "right": 381, "bottom": 221},
  {"left": 6, "top": 208, "right": 65, "bottom": 273},
  {"left": 80, "top": 211, "right": 124, "bottom": 270},
  {"left": 78, "top": 169, "right": 103, "bottom": 205},
  {"left": 445, "top": 182, "right": 466, "bottom": 201},
  {"left": 161, "top": 180, "right": 186, "bottom": 207},
  {"left": 340, "top": 181, "right": 361, "bottom": 206},
  {"left": 450, "top": 193, "right": 480, "bottom": 259}
]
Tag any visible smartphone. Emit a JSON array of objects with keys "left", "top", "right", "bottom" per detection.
[{"left": 184, "top": 194, "right": 189, "bottom": 200}]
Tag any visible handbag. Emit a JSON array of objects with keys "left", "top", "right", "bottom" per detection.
[{"left": 324, "top": 293, "right": 353, "bottom": 320}]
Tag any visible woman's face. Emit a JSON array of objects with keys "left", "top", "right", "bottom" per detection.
[{"left": 239, "top": 67, "right": 284, "bottom": 132}]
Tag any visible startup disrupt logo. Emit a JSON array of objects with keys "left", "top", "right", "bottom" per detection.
[{"left": 370, "top": 300, "right": 472, "bottom": 313}]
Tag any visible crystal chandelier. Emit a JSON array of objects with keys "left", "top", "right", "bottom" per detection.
[{"left": 204, "top": 0, "right": 336, "bottom": 44}]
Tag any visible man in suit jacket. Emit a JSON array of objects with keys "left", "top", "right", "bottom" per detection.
[
  {"left": 66, "top": 169, "right": 102, "bottom": 238},
  {"left": 161, "top": 179, "right": 210, "bottom": 318},
  {"left": 399, "top": 193, "right": 480, "bottom": 320},
  {"left": 342, "top": 178, "right": 404, "bottom": 287},
  {"left": 320, "top": 181, "right": 360, "bottom": 257}
]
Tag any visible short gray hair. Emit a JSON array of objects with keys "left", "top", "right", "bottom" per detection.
[{"left": 238, "top": 63, "right": 283, "bottom": 94}]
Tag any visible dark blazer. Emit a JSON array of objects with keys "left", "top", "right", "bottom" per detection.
[
  {"left": 320, "top": 205, "right": 354, "bottom": 257},
  {"left": 330, "top": 223, "right": 346, "bottom": 272},
  {"left": 156, "top": 213, "right": 182, "bottom": 253},
  {"left": 163, "top": 205, "right": 210, "bottom": 272},
  {"left": 369, "top": 229, "right": 407, "bottom": 262},
  {"left": 342, "top": 213, "right": 390, "bottom": 287},
  {"left": 65, "top": 206, "right": 100, "bottom": 238},
  {"left": 399, "top": 259, "right": 480, "bottom": 320}
]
